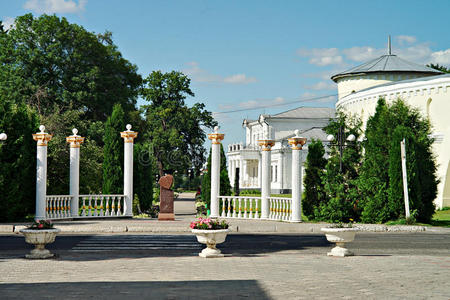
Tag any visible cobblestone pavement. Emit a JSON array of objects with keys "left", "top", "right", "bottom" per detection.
[{"left": 0, "top": 236, "right": 449, "bottom": 299}]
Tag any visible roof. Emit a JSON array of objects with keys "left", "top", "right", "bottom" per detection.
[
  {"left": 268, "top": 106, "right": 335, "bottom": 119},
  {"left": 278, "top": 127, "right": 329, "bottom": 142},
  {"left": 331, "top": 55, "right": 443, "bottom": 82}
]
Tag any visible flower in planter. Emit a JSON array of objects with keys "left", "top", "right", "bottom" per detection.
[
  {"left": 190, "top": 217, "right": 229, "bottom": 230},
  {"left": 27, "top": 220, "right": 54, "bottom": 230}
]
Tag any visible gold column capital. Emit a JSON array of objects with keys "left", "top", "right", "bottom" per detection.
[
  {"left": 288, "top": 130, "right": 307, "bottom": 150},
  {"left": 120, "top": 124, "right": 138, "bottom": 143},
  {"left": 258, "top": 139, "right": 275, "bottom": 151},
  {"left": 33, "top": 125, "right": 52, "bottom": 146},
  {"left": 66, "top": 128, "right": 85, "bottom": 148},
  {"left": 208, "top": 126, "right": 224, "bottom": 144}
]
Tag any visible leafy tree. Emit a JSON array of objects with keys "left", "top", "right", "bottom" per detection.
[
  {"left": 427, "top": 63, "right": 450, "bottom": 73},
  {"left": 141, "top": 71, "right": 216, "bottom": 176},
  {"left": 134, "top": 143, "right": 154, "bottom": 212},
  {"left": 43, "top": 108, "right": 104, "bottom": 195},
  {"left": 315, "top": 113, "right": 363, "bottom": 222},
  {"left": 359, "top": 99, "right": 437, "bottom": 223},
  {"left": 302, "top": 139, "right": 327, "bottom": 219},
  {"left": 102, "top": 104, "right": 125, "bottom": 194},
  {"left": 0, "top": 14, "right": 142, "bottom": 120},
  {"left": 201, "top": 145, "right": 232, "bottom": 208},
  {"left": 0, "top": 100, "right": 39, "bottom": 222}
]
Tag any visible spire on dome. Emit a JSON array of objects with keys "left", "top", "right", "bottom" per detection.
[{"left": 388, "top": 35, "right": 392, "bottom": 55}]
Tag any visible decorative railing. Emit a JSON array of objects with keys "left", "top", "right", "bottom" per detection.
[
  {"left": 45, "top": 195, "right": 72, "bottom": 219},
  {"left": 219, "top": 196, "right": 292, "bottom": 221},
  {"left": 44, "top": 194, "right": 126, "bottom": 219},
  {"left": 268, "top": 197, "right": 292, "bottom": 221},
  {"left": 79, "top": 195, "right": 125, "bottom": 217}
]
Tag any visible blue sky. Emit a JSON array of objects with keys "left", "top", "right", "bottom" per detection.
[{"left": 2, "top": 0, "right": 450, "bottom": 148}]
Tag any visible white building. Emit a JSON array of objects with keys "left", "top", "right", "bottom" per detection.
[
  {"left": 333, "top": 46, "right": 450, "bottom": 208},
  {"left": 227, "top": 107, "right": 335, "bottom": 194}
]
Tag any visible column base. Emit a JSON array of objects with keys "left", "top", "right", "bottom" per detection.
[{"left": 158, "top": 213, "right": 175, "bottom": 221}]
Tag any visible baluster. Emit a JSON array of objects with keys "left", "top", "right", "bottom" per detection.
[
  {"left": 221, "top": 197, "right": 226, "bottom": 217},
  {"left": 249, "top": 198, "right": 253, "bottom": 218},
  {"left": 255, "top": 198, "right": 259, "bottom": 219},
  {"left": 227, "top": 197, "right": 232, "bottom": 217},
  {"left": 67, "top": 196, "right": 71, "bottom": 218},
  {"left": 87, "top": 196, "right": 92, "bottom": 216},
  {"left": 81, "top": 197, "right": 86, "bottom": 216},
  {"left": 232, "top": 198, "right": 237, "bottom": 218},
  {"left": 45, "top": 197, "right": 49, "bottom": 219},
  {"left": 238, "top": 198, "right": 242, "bottom": 218},
  {"left": 111, "top": 196, "right": 116, "bottom": 216},
  {"left": 58, "top": 197, "right": 62, "bottom": 218},
  {"left": 243, "top": 198, "right": 248, "bottom": 218},
  {"left": 99, "top": 197, "right": 104, "bottom": 217},
  {"left": 51, "top": 197, "right": 56, "bottom": 219},
  {"left": 283, "top": 199, "right": 288, "bottom": 220},
  {"left": 118, "top": 196, "right": 122, "bottom": 215},
  {"left": 55, "top": 197, "right": 59, "bottom": 218},
  {"left": 276, "top": 199, "right": 281, "bottom": 220},
  {"left": 93, "top": 196, "right": 98, "bottom": 217},
  {"left": 288, "top": 199, "right": 292, "bottom": 221},
  {"left": 105, "top": 196, "right": 110, "bottom": 216}
]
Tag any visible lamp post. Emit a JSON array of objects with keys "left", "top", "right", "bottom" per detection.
[
  {"left": 0, "top": 133, "right": 6, "bottom": 141},
  {"left": 327, "top": 126, "right": 355, "bottom": 173}
]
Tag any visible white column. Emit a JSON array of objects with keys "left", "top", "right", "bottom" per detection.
[
  {"left": 208, "top": 126, "right": 224, "bottom": 218},
  {"left": 230, "top": 159, "right": 235, "bottom": 186},
  {"left": 33, "top": 125, "right": 52, "bottom": 221},
  {"left": 66, "top": 128, "right": 84, "bottom": 217},
  {"left": 288, "top": 130, "right": 307, "bottom": 222},
  {"left": 279, "top": 156, "right": 284, "bottom": 191},
  {"left": 121, "top": 124, "right": 138, "bottom": 217},
  {"left": 258, "top": 139, "right": 274, "bottom": 219},
  {"left": 258, "top": 157, "right": 262, "bottom": 189},
  {"left": 239, "top": 158, "right": 244, "bottom": 187}
]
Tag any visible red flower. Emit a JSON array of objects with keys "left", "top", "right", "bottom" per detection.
[{"left": 38, "top": 223, "right": 44, "bottom": 229}]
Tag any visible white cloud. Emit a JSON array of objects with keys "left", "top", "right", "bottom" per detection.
[
  {"left": 342, "top": 46, "right": 383, "bottom": 62},
  {"left": 223, "top": 74, "right": 257, "bottom": 84},
  {"left": 297, "top": 48, "right": 344, "bottom": 66},
  {"left": 2, "top": 16, "right": 14, "bottom": 30},
  {"left": 397, "top": 35, "right": 417, "bottom": 45},
  {"left": 218, "top": 97, "right": 285, "bottom": 111},
  {"left": 304, "top": 81, "right": 336, "bottom": 91},
  {"left": 183, "top": 61, "right": 257, "bottom": 84},
  {"left": 23, "top": 0, "right": 87, "bottom": 14},
  {"left": 431, "top": 49, "right": 450, "bottom": 65}
]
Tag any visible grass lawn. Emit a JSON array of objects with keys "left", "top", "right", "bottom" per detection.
[{"left": 431, "top": 208, "right": 450, "bottom": 227}]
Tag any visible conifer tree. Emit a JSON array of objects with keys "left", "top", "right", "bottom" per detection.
[
  {"left": 0, "top": 100, "right": 39, "bottom": 221},
  {"left": 302, "top": 139, "right": 327, "bottom": 219},
  {"left": 102, "top": 104, "right": 125, "bottom": 194},
  {"left": 359, "top": 99, "right": 437, "bottom": 223},
  {"left": 134, "top": 143, "right": 153, "bottom": 212}
]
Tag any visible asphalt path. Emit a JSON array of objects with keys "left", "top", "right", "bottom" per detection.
[{"left": 1, "top": 232, "right": 449, "bottom": 259}]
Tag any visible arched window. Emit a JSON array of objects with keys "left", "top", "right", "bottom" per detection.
[{"left": 426, "top": 98, "right": 432, "bottom": 119}]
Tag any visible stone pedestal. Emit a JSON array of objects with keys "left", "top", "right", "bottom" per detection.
[{"left": 158, "top": 174, "right": 175, "bottom": 221}]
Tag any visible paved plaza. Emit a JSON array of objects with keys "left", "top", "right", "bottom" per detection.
[{"left": 1, "top": 194, "right": 449, "bottom": 299}]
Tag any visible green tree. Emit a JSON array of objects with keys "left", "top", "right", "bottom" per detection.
[
  {"left": 102, "top": 104, "right": 125, "bottom": 194},
  {"left": 315, "top": 113, "right": 363, "bottom": 222},
  {"left": 359, "top": 99, "right": 437, "bottom": 223},
  {"left": 0, "top": 100, "right": 39, "bottom": 222},
  {"left": 201, "top": 144, "right": 232, "bottom": 208},
  {"left": 140, "top": 71, "right": 216, "bottom": 176},
  {"left": 0, "top": 14, "right": 142, "bottom": 120},
  {"left": 427, "top": 63, "right": 450, "bottom": 73},
  {"left": 134, "top": 143, "right": 154, "bottom": 212},
  {"left": 302, "top": 139, "right": 327, "bottom": 219}
]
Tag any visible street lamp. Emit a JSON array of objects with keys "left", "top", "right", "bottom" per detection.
[
  {"left": 327, "top": 126, "right": 355, "bottom": 173},
  {"left": 0, "top": 133, "right": 6, "bottom": 141}
]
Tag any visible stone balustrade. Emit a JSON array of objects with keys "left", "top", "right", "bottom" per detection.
[
  {"left": 44, "top": 194, "right": 126, "bottom": 219},
  {"left": 219, "top": 196, "right": 293, "bottom": 221}
]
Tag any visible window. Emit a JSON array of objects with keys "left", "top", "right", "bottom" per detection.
[
  {"left": 270, "top": 166, "right": 273, "bottom": 182},
  {"left": 275, "top": 165, "right": 278, "bottom": 182},
  {"left": 426, "top": 98, "right": 432, "bottom": 119}
]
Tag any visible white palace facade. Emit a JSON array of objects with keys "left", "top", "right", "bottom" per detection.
[
  {"left": 226, "top": 107, "right": 334, "bottom": 194},
  {"left": 227, "top": 44, "right": 450, "bottom": 208}
]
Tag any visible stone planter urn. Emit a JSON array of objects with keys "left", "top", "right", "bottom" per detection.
[
  {"left": 20, "top": 228, "right": 60, "bottom": 259},
  {"left": 321, "top": 227, "right": 358, "bottom": 257},
  {"left": 192, "top": 229, "right": 229, "bottom": 258}
]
